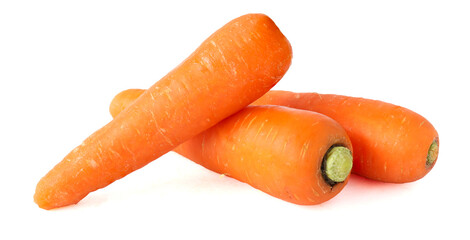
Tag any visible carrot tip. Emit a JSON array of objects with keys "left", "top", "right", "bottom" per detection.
[
  {"left": 323, "top": 146, "right": 353, "bottom": 185},
  {"left": 426, "top": 140, "right": 439, "bottom": 167}
]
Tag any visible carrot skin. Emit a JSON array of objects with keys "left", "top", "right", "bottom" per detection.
[
  {"left": 113, "top": 103, "right": 353, "bottom": 205},
  {"left": 111, "top": 89, "right": 438, "bottom": 183},
  {"left": 177, "top": 106, "right": 352, "bottom": 205},
  {"left": 34, "top": 14, "right": 292, "bottom": 209},
  {"left": 253, "top": 90, "right": 439, "bottom": 183}
]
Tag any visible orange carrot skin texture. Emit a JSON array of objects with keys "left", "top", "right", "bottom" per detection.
[
  {"left": 253, "top": 90, "right": 439, "bottom": 183},
  {"left": 112, "top": 102, "right": 352, "bottom": 204},
  {"left": 34, "top": 14, "right": 292, "bottom": 210},
  {"left": 176, "top": 106, "right": 353, "bottom": 205},
  {"left": 111, "top": 89, "right": 439, "bottom": 183}
]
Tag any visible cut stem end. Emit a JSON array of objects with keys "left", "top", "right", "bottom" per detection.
[
  {"left": 322, "top": 146, "right": 353, "bottom": 185},
  {"left": 426, "top": 140, "right": 439, "bottom": 167}
]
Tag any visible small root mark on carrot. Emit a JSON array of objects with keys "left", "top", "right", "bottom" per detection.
[
  {"left": 293, "top": 193, "right": 300, "bottom": 201},
  {"left": 244, "top": 169, "right": 252, "bottom": 185},
  {"left": 75, "top": 168, "right": 85, "bottom": 178},
  {"left": 314, "top": 92, "right": 322, "bottom": 101},
  {"left": 180, "top": 78, "right": 190, "bottom": 93},
  {"left": 163, "top": 87, "right": 173, "bottom": 102},
  {"left": 201, "top": 56, "right": 214, "bottom": 72},
  {"left": 97, "top": 142, "right": 103, "bottom": 154},
  {"left": 210, "top": 40, "right": 227, "bottom": 65},
  {"left": 201, "top": 134, "right": 206, "bottom": 156},
  {"left": 269, "top": 128, "right": 279, "bottom": 145},
  {"left": 89, "top": 159, "right": 98, "bottom": 168},
  {"left": 300, "top": 142, "right": 310, "bottom": 160},
  {"left": 281, "top": 141, "right": 288, "bottom": 153},
  {"left": 245, "top": 115, "right": 258, "bottom": 129},
  {"left": 311, "top": 186, "right": 320, "bottom": 197},
  {"left": 255, "top": 120, "right": 267, "bottom": 138},
  {"left": 238, "top": 112, "right": 252, "bottom": 127},
  {"left": 109, "top": 147, "right": 122, "bottom": 159},
  {"left": 150, "top": 110, "right": 174, "bottom": 146},
  {"left": 122, "top": 143, "right": 136, "bottom": 160},
  {"left": 265, "top": 126, "right": 274, "bottom": 140},
  {"left": 401, "top": 116, "right": 407, "bottom": 124},
  {"left": 265, "top": 185, "right": 272, "bottom": 194},
  {"left": 307, "top": 196, "right": 316, "bottom": 203},
  {"left": 419, "top": 120, "right": 425, "bottom": 128}
]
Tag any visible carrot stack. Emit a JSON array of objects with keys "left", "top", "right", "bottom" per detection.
[
  {"left": 112, "top": 89, "right": 439, "bottom": 183},
  {"left": 35, "top": 13, "right": 440, "bottom": 209}
]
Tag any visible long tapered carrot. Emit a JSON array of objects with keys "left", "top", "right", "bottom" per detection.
[
  {"left": 113, "top": 103, "right": 353, "bottom": 205},
  {"left": 112, "top": 89, "right": 438, "bottom": 183},
  {"left": 34, "top": 13, "right": 292, "bottom": 210}
]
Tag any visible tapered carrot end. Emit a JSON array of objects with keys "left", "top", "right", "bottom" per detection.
[
  {"left": 109, "top": 89, "right": 145, "bottom": 118},
  {"left": 33, "top": 162, "right": 85, "bottom": 210},
  {"left": 34, "top": 179, "right": 63, "bottom": 210},
  {"left": 34, "top": 183, "right": 81, "bottom": 210},
  {"left": 34, "top": 180, "right": 55, "bottom": 210},
  {"left": 34, "top": 194, "right": 54, "bottom": 210}
]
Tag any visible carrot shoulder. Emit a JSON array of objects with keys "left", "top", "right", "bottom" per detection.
[
  {"left": 34, "top": 14, "right": 292, "bottom": 210},
  {"left": 254, "top": 90, "right": 439, "bottom": 183}
]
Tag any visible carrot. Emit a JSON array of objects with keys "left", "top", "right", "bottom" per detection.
[
  {"left": 34, "top": 13, "right": 292, "bottom": 210},
  {"left": 253, "top": 90, "right": 438, "bottom": 183},
  {"left": 113, "top": 103, "right": 353, "bottom": 205},
  {"left": 112, "top": 89, "right": 438, "bottom": 183}
]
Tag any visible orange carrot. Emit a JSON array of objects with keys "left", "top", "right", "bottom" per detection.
[
  {"left": 112, "top": 89, "right": 438, "bottom": 183},
  {"left": 253, "top": 90, "right": 438, "bottom": 183},
  {"left": 113, "top": 103, "right": 353, "bottom": 205},
  {"left": 34, "top": 13, "right": 292, "bottom": 210}
]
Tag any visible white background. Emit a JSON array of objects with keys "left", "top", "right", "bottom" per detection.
[{"left": 1, "top": 0, "right": 469, "bottom": 239}]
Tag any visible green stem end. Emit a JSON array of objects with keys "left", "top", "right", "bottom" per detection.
[
  {"left": 426, "top": 139, "right": 439, "bottom": 167},
  {"left": 322, "top": 146, "right": 353, "bottom": 186}
]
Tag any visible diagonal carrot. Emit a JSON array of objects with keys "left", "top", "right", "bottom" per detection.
[{"left": 34, "top": 14, "right": 292, "bottom": 209}]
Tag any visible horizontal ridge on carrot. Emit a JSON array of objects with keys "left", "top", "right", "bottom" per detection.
[
  {"left": 113, "top": 104, "right": 353, "bottom": 205},
  {"left": 34, "top": 13, "right": 292, "bottom": 209},
  {"left": 113, "top": 89, "right": 438, "bottom": 183}
]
